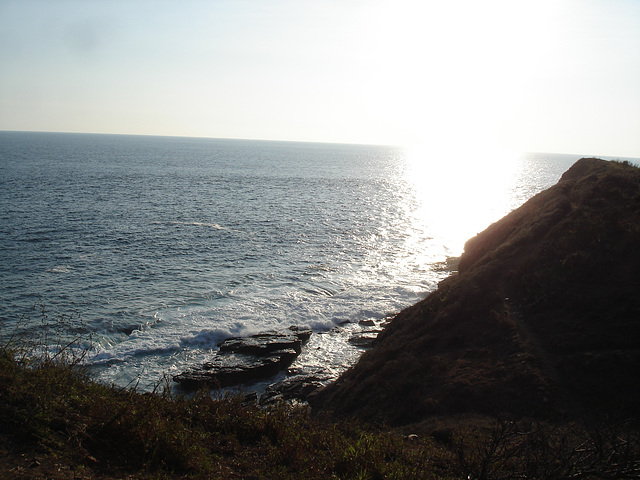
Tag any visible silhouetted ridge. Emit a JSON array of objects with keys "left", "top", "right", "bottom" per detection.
[{"left": 313, "top": 158, "right": 640, "bottom": 427}]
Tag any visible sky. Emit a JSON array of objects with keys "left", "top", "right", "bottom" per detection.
[{"left": 1, "top": 0, "right": 639, "bottom": 157}]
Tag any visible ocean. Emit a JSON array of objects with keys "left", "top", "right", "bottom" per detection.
[{"left": 1, "top": 132, "right": 630, "bottom": 392}]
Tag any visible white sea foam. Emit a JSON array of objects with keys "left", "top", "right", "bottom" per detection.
[
  {"left": 179, "top": 327, "right": 249, "bottom": 346},
  {"left": 163, "top": 220, "right": 242, "bottom": 233},
  {"left": 90, "top": 335, "right": 182, "bottom": 365},
  {"left": 48, "top": 265, "right": 71, "bottom": 273}
]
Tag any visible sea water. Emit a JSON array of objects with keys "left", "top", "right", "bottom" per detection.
[{"left": 1, "top": 132, "right": 626, "bottom": 391}]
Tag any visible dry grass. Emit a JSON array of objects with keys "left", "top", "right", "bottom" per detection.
[{"left": 1, "top": 311, "right": 639, "bottom": 479}]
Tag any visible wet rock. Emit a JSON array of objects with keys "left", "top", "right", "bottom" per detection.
[
  {"left": 173, "top": 326, "right": 313, "bottom": 390},
  {"left": 288, "top": 325, "right": 312, "bottom": 342},
  {"left": 348, "top": 330, "right": 381, "bottom": 348},
  {"left": 174, "top": 350, "right": 299, "bottom": 390},
  {"left": 219, "top": 333, "right": 303, "bottom": 355},
  {"left": 218, "top": 327, "right": 311, "bottom": 355},
  {"left": 358, "top": 319, "right": 376, "bottom": 326},
  {"left": 260, "top": 372, "right": 332, "bottom": 405}
]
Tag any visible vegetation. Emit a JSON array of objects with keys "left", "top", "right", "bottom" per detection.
[
  {"left": 2, "top": 325, "right": 434, "bottom": 480},
  {"left": 1, "top": 337, "right": 640, "bottom": 479}
]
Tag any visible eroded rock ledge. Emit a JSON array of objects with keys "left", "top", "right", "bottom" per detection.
[{"left": 174, "top": 326, "right": 311, "bottom": 390}]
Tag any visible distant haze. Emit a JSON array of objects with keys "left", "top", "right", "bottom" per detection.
[{"left": 1, "top": 0, "right": 639, "bottom": 158}]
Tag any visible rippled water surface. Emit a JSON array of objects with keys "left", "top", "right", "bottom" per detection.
[{"left": 0, "top": 132, "right": 585, "bottom": 389}]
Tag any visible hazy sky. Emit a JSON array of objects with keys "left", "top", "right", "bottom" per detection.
[{"left": 1, "top": 0, "right": 639, "bottom": 157}]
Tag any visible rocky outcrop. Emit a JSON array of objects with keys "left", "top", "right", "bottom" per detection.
[
  {"left": 348, "top": 330, "right": 382, "bottom": 348},
  {"left": 174, "top": 327, "right": 311, "bottom": 390},
  {"left": 313, "top": 159, "right": 640, "bottom": 426},
  {"left": 260, "top": 371, "right": 332, "bottom": 405}
]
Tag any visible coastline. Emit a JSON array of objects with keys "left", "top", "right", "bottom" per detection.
[{"left": 313, "top": 158, "right": 640, "bottom": 426}]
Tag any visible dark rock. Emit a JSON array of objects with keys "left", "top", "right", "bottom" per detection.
[
  {"left": 260, "top": 373, "right": 332, "bottom": 405},
  {"left": 174, "top": 327, "right": 313, "bottom": 390},
  {"left": 174, "top": 349, "right": 299, "bottom": 390},
  {"left": 288, "top": 325, "right": 312, "bottom": 342},
  {"left": 348, "top": 331, "right": 381, "bottom": 348},
  {"left": 358, "top": 319, "right": 376, "bottom": 326},
  {"left": 218, "top": 327, "right": 312, "bottom": 355},
  {"left": 219, "top": 334, "right": 302, "bottom": 355},
  {"left": 433, "top": 256, "right": 461, "bottom": 272}
]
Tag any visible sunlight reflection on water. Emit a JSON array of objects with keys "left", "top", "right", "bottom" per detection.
[
  {"left": 0, "top": 133, "right": 583, "bottom": 390},
  {"left": 401, "top": 146, "right": 521, "bottom": 256}
]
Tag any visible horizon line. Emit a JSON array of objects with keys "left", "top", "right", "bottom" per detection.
[{"left": 1, "top": 129, "right": 638, "bottom": 160}]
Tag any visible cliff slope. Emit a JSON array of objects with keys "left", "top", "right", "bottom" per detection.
[{"left": 313, "top": 158, "right": 640, "bottom": 426}]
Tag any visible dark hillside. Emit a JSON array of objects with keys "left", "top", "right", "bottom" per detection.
[{"left": 313, "top": 158, "right": 640, "bottom": 426}]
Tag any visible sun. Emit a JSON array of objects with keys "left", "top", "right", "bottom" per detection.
[
  {"left": 345, "top": 0, "right": 560, "bottom": 148},
  {"left": 343, "top": 0, "right": 562, "bottom": 254}
]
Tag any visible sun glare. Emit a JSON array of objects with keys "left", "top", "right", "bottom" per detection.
[
  {"left": 348, "top": 0, "right": 560, "bottom": 148},
  {"left": 345, "top": 0, "right": 562, "bottom": 255},
  {"left": 402, "top": 145, "right": 519, "bottom": 255}
]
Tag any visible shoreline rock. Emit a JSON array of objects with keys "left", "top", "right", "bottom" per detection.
[
  {"left": 173, "top": 326, "right": 312, "bottom": 390},
  {"left": 348, "top": 330, "right": 382, "bottom": 348},
  {"left": 259, "top": 372, "right": 332, "bottom": 405}
]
